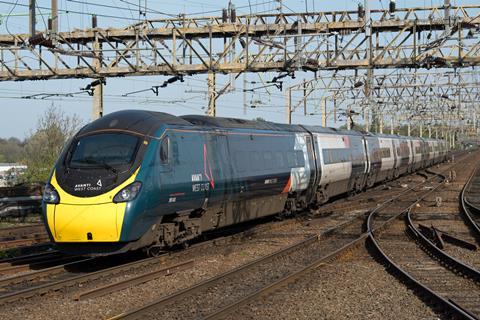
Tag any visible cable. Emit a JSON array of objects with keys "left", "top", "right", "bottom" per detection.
[
  {"left": 0, "top": 0, "right": 149, "bottom": 22},
  {"left": 66, "top": 0, "right": 143, "bottom": 14},
  {"left": 35, "top": 0, "right": 48, "bottom": 31},
  {"left": 4, "top": 0, "right": 20, "bottom": 41},
  {"left": 183, "top": 1, "right": 275, "bottom": 17},
  {"left": 119, "top": 0, "right": 177, "bottom": 17}
]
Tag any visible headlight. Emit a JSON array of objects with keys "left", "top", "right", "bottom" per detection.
[
  {"left": 43, "top": 184, "right": 60, "bottom": 204},
  {"left": 113, "top": 182, "right": 142, "bottom": 203}
]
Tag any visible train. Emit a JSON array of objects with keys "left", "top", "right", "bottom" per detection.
[{"left": 42, "top": 110, "right": 449, "bottom": 255}]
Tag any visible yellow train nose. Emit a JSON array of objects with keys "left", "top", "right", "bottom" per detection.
[{"left": 52, "top": 203, "right": 125, "bottom": 242}]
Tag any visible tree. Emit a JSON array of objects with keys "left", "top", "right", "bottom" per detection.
[
  {"left": 22, "top": 106, "right": 83, "bottom": 183},
  {"left": 0, "top": 137, "right": 24, "bottom": 163},
  {"left": 253, "top": 117, "right": 266, "bottom": 122}
]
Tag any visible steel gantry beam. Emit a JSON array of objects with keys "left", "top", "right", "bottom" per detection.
[
  {"left": 0, "top": 5, "right": 480, "bottom": 81},
  {"left": 285, "top": 68, "right": 480, "bottom": 137}
]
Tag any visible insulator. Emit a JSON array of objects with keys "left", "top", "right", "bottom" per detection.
[
  {"left": 222, "top": 9, "right": 228, "bottom": 23},
  {"left": 230, "top": 8, "right": 236, "bottom": 22},
  {"left": 358, "top": 4, "right": 365, "bottom": 20},
  {"left": 389, "top": 0, "right": 396, "bottom": 14}
]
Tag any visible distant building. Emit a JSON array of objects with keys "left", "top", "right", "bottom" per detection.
[{"left": 0, "top": 163, "right": 27, "bottom": 187}]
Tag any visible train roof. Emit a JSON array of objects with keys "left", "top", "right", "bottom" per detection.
[
  {"left": 78, "top": 110, "right": 440, "bottom": 142},
  {"left": 180, "top": 115, "right": 305, "bottom": 132},
  {"left": 77, "top": 110, "right": 192, "bottom": 137},
  {"left": 302, "top": 125, "right": 364, "bottom": 136},
  {"left": 182, "top": 115, "right": 363, "bottom": 135}
]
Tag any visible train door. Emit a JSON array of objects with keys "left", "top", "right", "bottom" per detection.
[
  {"left": 203, "top": 131, "right": 232, "bottom": 206},
  {"left": 407, "top": 139, "right": 414, "bottom": 172},
  {"left": 154, "top": 132, "right": 207, "bottom": 214},
  {"left": 364, "top": 138, "right": 370, "bottom": 175},
  {"left": 304, "top": 134, "right": 318, "bottom": 204}
]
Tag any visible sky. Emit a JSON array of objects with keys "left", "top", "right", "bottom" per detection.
[{"left": 0, "top": 0, "right": 477, "bottom": 139}]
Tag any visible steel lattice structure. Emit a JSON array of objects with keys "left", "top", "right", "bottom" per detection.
[
  {"left": 286, "top": 69, "right": 480, "bottom": 138},
  {"left": 0, "top": 5, "right": 479, "bottom": 81}
]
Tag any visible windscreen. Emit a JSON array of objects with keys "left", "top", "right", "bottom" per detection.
[{"left": 69, "top": 133, "right": 139, "bottom": 168}]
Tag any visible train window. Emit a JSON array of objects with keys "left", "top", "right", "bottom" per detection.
[
  {"left": 274, "top": 151, "right": 284, "bottom": 169},
  {"left": 286, "top": 152, "right": 295, "bottom": 167},
  {"left": 235, "top": 151, "right": 248, "bottom": 172},
  {"left": 295, "top": 150, "right": 304, "bottom": 167},
  {"left": 250, "top": 151, "right": 263, "bottom": 171},
  {"left": 159, "top": 137, "right": 169, "bottom": 164},
  {"left": 69, "top": 133, "right": 139, "bottom": 168},
  {"left": 264, "top": 151, "right": 273, "bottom": 169},
  {"left": 322, "top": 150, "right": 331, "bottom": 164}
]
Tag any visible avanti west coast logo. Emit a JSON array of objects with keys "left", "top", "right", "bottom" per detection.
[{"left": 74, "top": 179, "right": 103, "bottom": 192}]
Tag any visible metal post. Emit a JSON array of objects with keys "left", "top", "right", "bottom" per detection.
[
  {"left": 428, "top": 126, "right": 432, "bottom": 138},
  {"left": 390, "top": 117, "right": 394, "bottom": 135},
  {"left": 444, "top": 0, "right": 450, "bottom": 28},
  {"left": 207, "top": 72, "right": 216, "bottom": 117},
  {"left": 91, "top": 15, "right": 103, "bottom": 120},
  {"left": 347, "top": 106, "right": 352, "bottom": 130},
  {"left": 286, "top": 88, "right": 292, "bottom": 124},
  {"left": 92, "top": 79, "right": 104, "bottom": 120},
  {"left": 303, "top": 79, "right": 307, "bottom": 116},
  {"left": 243, "top": 73, "right": 247, "bottom": 115},
  {"left": 322, "top": 97, "right": 327, "bottom": 127},
  {"left": 364, "top": 106, "right": 370, "bottom": 132},
  {"left": 474, "top": 109, "right": 477, "bottom": 132},
  {"left": 51, "top": 0, "right": 58, "bottom": 34},
  {"left": 420, "top": 123, "right": 423, "bottom": 138},
  {"left": 29, "top": 0, "right": 36, "bottom": 38},
  {"left": 379, "top": 116, "right": 383, "bottom": 134},
  {"left": 407, "top": 123, "right": 411, "bottom": 136},
  {"left": 365, "top": 0, "right": 373, "bottom": 132},
  {"left": 333, "top": 92, "right": 337, "bottom": 124}
]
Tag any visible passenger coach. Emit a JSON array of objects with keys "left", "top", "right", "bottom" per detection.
[{"left": 42, "top": 110, "right": 448, "bottom": 255}]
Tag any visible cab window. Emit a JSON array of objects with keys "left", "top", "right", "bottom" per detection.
[{"left": 159, "top": 137, "right": 169, "bottom": 164}]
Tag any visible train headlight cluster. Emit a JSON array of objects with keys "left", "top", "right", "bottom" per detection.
[
  {"left": 43, "top": 184, "right": 60, "bottom": 204},
  {"left": 113, "top": 182, "right": 142, "bottom": 203}
]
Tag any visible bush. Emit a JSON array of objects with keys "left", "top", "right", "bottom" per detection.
[{"left": 22, "top": 106, "right": 83, "bottom": 183}]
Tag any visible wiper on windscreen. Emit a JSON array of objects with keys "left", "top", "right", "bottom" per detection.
[{"left": 83, "top": 158, "right": 118, "bottom": 174}]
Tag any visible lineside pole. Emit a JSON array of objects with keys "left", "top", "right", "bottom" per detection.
[
  {"left": 286, "top": 87, "right": 292, "bottom": 124},
  {"left": 364, "top": 0, "right": 372, "bottom": 133},
  {"left": 51, "top": 0, "right": 58, "bottom": 34},
  {"left": 322, "top": 97, "right": 327, "bottom": 127},
  {"left": 92, "top": 15, "right": 103, "bottom": 120},
  {"left": 207, "top": 72, "right": 216, "bottom": 117},
  {"left": 29, "top": 0, "right": 35, "bottom": 38}
]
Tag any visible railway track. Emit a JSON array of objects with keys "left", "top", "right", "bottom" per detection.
[
  {"left": 0, "top": 223, "right": 49, "bottom": 250},
  {"left": 0, "top": 174, "right": 417, "bottom": 305},
  {"left": 0, "top": 217, "right": 305, "bottom": 305},
  {"left": 0, "top": 251, "right": 82, "bottom": 276},
  {"left": 0, "top": 156, "right": 468, "bottom": 319},
  {"left": 462, "top": 167, "right": 480, "bottom": 237},
  {"left": 369, "top": 154, "right": 480, "bottom": 319},
  {"left": 108, "top": 168, "right": 448, "bottom": 319}
]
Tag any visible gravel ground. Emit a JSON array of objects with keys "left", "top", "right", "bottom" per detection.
[
  {"left": 412, "top": 151, "right": 480, "bottom": 272},
  {"left": 1, "top": 232, "right": 306, "bottom": 320},
  {"left": 226, "top": 246, "right": 440, "bottom": 320},
  {"left": 0, "top": 155, "right": 471, "bottom": 319}
]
